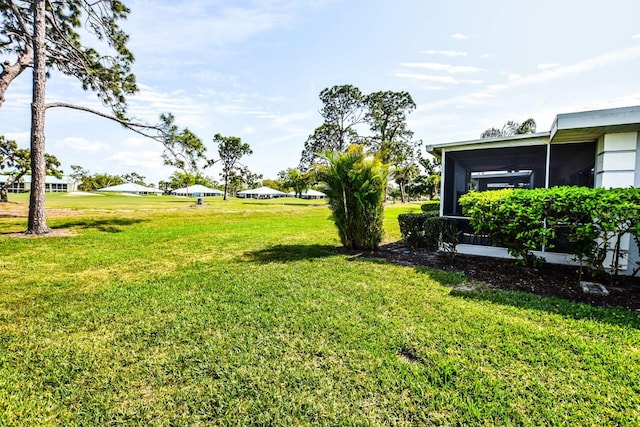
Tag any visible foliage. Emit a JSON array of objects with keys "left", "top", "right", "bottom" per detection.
[
  {"left": 398, "top": 212, "right": 458, "bottom": 257},
  {"left": 480, "top": 118, "right": 537, "bottom": 138},
  {"left": 420, "top": 200, "right": 440, "bottom": 213},
  {"left": 261, "top": 178, "right": 286, "bottom": 192},
  {"left": 121, "top": 172, "right": 146, "bottom": 186},
  {"left": 364, "top": 90, "right": 418, "bottom": 174},
  {"left": 164, "top": 170, "right": 218, "bottom": 191},
  {"left": 69, "top": 165, "right": 125, "bottom": 191},
  {"left": 278, "top": 168, "right": 315, "bottom": 197},
  {"left": 0, "top": 0, "right": 136, "bottom": 115},
  {"left": 208, "top": 134, "right": 252, "bottom": 200},
  {"left": 300, "top": 85, "right": 419, "bottom": 174},
  {"left": 393, "top": 163, "right": 419, "bottom": 203},
  {"left": 0, "top": 136, "right": 62, "bottom": 202},
  {"left": 460, "top": 189, "right": 551, "bottom": 267},
  {"left": 546, "top": 187, "right": 640, "bottom": 277},
  {"left": 159, "top": 113, "right": 207, "bottom": 174},
  {"left": 300, "top": 85, "right": 366, "bottom": 168},
  {"left": 460, "top": 187, "right": 640, "bottom": 274},
  {"left": 1, "top": 1, "right": 202, "bottom": 233},
  {"left": 398, "top": 213, "right": 437, "bottom": 250},
  {"left": 317, "top": 145, "right": 388, "bottom": 250}
]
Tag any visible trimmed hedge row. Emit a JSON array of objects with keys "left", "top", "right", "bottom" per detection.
[
  {"left": 398, "top": 212, "right": 458, "bottom": 258},
  {"left": 420, "top": 200, "right": 440, "bottom": 214},
  {"left": 459, "top": 187, "right": 640, "bottom": 274}
]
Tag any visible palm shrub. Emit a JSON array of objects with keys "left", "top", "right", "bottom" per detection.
[{"left": 317, "top": 145, "right": 388, "bottom": 250}]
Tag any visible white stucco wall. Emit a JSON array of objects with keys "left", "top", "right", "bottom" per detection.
[{"left": 595, "top": 132, "right": 638, "bottom": 188}]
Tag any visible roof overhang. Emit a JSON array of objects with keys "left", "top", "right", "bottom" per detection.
[
  {"left": 426, "top": 105, "right": 640, "bottom": 158},
  {"left": 426, "top": 132, "right": 550, "bottom": 158},
  {"left": 550, "top": 105, "right": 640, "bottom": 143}
]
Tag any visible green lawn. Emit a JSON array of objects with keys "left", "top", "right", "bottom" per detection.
[{"left": 1, "top": 193, "right": 639, "bottom": 425}]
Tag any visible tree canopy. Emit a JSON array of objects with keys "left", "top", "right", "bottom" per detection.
[
  {"left": 1, "top": 1, "right": 204, "bottom": 233},
  {"left": 207, "top": 134, "right": 252, "bottom": 201},
  {"left": 0, "top": 135, "right": 61, "bottom": 202},
  {"left": 300, "top": 85, "right": 419, "bottom": 174},
  {"left": 299, "top": 85, "right": 365, "bottom": 169},
  {"left": 480, "top": 118, "right": 537, "bottom": 138}
]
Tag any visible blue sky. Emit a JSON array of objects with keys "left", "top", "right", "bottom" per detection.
[{"left": 3, "top": 0, "right": 640, "bottom": 186}]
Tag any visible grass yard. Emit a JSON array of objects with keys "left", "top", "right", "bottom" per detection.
[{"left": 1, "top": 193, "right": 639, "bottom": 425}]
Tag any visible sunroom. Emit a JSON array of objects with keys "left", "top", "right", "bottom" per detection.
[{"left": 426, "top": 105, "right": 640, "bottom": 273}]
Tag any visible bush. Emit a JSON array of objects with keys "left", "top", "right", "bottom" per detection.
[
  {"left": 420, "top": 200, "right": 440, "bottom": 213},
  {"left": 460, "top": 186, "right": 640, "bottom": 274},
  {"left": 398, "top": 213, "right": 459, "bottom": 256},
  {"left": 318, "top": 145, "right": 388, "bottom": 251},
  {"left": 460, "top": 189, "right": 551, "bottom": 267}
]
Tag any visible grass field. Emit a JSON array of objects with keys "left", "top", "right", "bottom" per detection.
[{"left": 1, "top": 193, "right": 639, "bottom": 425}]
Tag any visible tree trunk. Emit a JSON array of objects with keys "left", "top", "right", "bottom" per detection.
[
  {"left": 399, "top": 181, "right": 407, "bottom": 203},
  {"left": 223, "top": 175, "right": 229, "bottom": 201},
  {"left": 27, "top": 0, "right": 48, "bottom": 234},
  {"left": 0, "top": 187, "right": 7, "bottom": 203}
]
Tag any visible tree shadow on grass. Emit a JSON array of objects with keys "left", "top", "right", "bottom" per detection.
[
  {"left": 244, "top": 244, "right": 338, "bottom": 264},
  {"left": 447, "top": 285, "right": 640, "bottom": 330},
  {"left": 51, "top": 218, "right": 148, "bottom": 233}
]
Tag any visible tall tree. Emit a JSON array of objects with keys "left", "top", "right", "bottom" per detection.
[
  {"left": 207, "top": 134, "right": 252, "bottom": 201},
  {"left": 1, "top": 1, "right": 201, "bottom": 233},
  {"left": 364, "top": 91, "right": 416, "bottom": 162},
  {"left": 0, "top": 136, "right": 61, "bottom": 202},
  {"left": 299, "top": 84, "right": 365, "bottom": 169},
  {"left": 364, "top": 90, "right": 418, "bottom": 202},
  {"left": 481, "top": 118, "right": 537, "bottom": 138}
]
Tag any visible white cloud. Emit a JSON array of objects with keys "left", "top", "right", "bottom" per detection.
[
  {"left": 418, "top": 46, "right": 640, "bottom": 112},
  {"left": 451, "top": 33, "right": 477, "bottom": 40},
  {"left": 537, "top": 63, "right": 560, "bottom": 70},
  {"left": 401, "top": 62, "right": 483, "bottom": 73},
  {"left": 395, "top": 73, "right": 459, "bottom": 84},
  {"left": 57, "top": 137, "right": 109, "bottom": 152},
  {"left": 3, "top": 132, "right": 30, "bottom": 146},
  {"left": 422, "top": 50, "right": 467, "bottom": 57},
  {"left": 503, "top": 46, "right": 640, "bottom": 88},
  {"left": 633, "top": 34, "right": 640, "bottom": 39},
  {"left": 395, "top": 73, "right": 484, "bottom": 85},
  {"left": 107, "top": 150, "right": 165, "bottom": 169}
]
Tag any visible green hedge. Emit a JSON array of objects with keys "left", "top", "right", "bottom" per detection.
[
  {"left": 459, "top": 187, "right": 640, "bottom": 274},
  {"left": 398, "top": 212, "right": 458, "bottom": 257},
  {"left": 420, "top": 200, "right": 440, "bottom": 213}
]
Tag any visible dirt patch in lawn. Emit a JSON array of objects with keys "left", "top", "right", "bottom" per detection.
[{"left": 341, "top": 243, "right": 640, "bottom": 311}]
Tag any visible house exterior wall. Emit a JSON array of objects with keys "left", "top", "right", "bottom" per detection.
[
  {"left": 595, "top": 132, "right": 638, "bottom": 188},
  {"left": 593, "top": 132, "right": 639, "bottom": 274}
]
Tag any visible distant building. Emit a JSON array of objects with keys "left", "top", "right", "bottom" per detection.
[{"left": 0, "top": 175, "right": 77, "bottom": 193}]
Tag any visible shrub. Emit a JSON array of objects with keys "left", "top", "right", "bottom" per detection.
[
  {"left": 460, "top": 189, "right": 551, "bottom": 267},
  {"left": 420, "top": 200, "right": 440, "bottom": 213},
  {"left": 317, "top": 145, "right": 388, "bottom": 251},
  {"left": 398, "top": 213, "right": 459, "bottom": 256},
  {"left": 460, "top": 186, "right": 640, "bottom": 275},
  {"left": 547, "top": 187, "right": 640, "bottom": 276}
]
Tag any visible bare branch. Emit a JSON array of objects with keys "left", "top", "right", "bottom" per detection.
[{"left": 45, "top": 101, "right": 165, "bottom": 141}]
